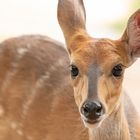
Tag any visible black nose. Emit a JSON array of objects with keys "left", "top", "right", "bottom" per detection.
[{"left": 81, "top": 101, "right": 103, "bottom": 121}]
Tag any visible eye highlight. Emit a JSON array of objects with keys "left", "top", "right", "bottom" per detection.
[
  {"left": 112, "top": 64, "right": 123, "bottom": 77},
  {"left": 70, "top": 65, "right": 79, "bottom": 78}
]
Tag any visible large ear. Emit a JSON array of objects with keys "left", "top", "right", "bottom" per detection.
[
  {"left": 57, "top": 0, "right": 86, "bottom": 50},
  {"left": 122, "top": 9, "right": 140, "bottom": 59}
]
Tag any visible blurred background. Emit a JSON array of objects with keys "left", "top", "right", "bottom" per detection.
[{"left": 0, "top": 0, "right": 139, "bottom": 113}]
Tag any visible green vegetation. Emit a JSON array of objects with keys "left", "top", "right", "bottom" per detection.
[
  {"left": 131, "top": 0, "right": 140, "bottom": 11},
  {"left": 108, "top": 0, "right": 140, "bottom": 35}
]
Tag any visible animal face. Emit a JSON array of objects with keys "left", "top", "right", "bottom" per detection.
[
  {"left": 69, "top": 37, "right": 129, "bottom": 127},
  {"left": 57, "top": 0, "right": 140, "bottom": 128}
]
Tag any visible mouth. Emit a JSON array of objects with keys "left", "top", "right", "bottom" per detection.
[
  {"left": 81, "top": 114, "right": 106, "bottom": 128},
  {"left": 81, "top": 114, "right": 101, "bottom": 125},
  {"left": 84, "top": 119, "right": 100, "bottom": 124}
]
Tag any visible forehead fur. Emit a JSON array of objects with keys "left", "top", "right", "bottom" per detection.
[{"left": 72, "top": 39, "right": 123, "bottom": 62}]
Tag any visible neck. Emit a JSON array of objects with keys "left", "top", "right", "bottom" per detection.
[{"left": 88, "top": 101, "right": 131, "bottom": 140}]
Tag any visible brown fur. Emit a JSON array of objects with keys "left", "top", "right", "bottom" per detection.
[{"left": 0, "top": 35, "right": 88, "bottom": 140}]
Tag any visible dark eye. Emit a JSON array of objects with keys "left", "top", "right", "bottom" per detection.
[
  {"left": 70, "top": 65, "right": 79, "bottom": 78},
  {"left": 112, "top": 64, "right": 123, "bottom": 77}
]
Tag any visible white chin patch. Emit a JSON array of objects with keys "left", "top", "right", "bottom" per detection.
[
  {"left": 82, "top": 119, "right": 99, "bottom": 129},
  {"left": 81, "top": 116, "right": 106, "bottom": 129}
]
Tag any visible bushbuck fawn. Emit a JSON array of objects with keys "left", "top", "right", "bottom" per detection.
[
  {"left": 0, "top": 35, "right": 88, "bottom": 140},
  {"left": 57, "top": 0, "right": 140, "bottom": 139}
]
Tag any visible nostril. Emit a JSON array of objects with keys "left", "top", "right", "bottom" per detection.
[
  {"left": 84, "top": 106, "right": 89, "bottom": 113},
  {"left": 81, "top": 104, "right": 90, "bottom": 117},
  {"left": 95, "top": 105, "right": 102, "bottom": 116}
]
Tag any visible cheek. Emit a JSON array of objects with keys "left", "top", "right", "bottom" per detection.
[
  {"left": 98, "top": 76, "right": 123, "bottom": 113},
  {"left": 73, "top": 86, "right": 82, "bottom": 106},
  {"left": 73, "top": 76, "right": 88, "bottom": 107}
]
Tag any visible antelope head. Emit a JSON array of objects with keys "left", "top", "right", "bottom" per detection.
[{"left": 57, "top": 0, "right": 140, "bottom": 128}]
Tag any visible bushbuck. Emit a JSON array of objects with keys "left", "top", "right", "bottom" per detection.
[
  {"left": 0, "top": 35, "right": 88, "bottom": 140},
  {"left": 57, "top": 0, "right": 140, "bottom": 139}
]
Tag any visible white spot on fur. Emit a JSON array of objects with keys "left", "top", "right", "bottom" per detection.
[
  {"left": 22, "top": 71, "right": 51, "bottom": 119},
  {"left": 27, "top": 43, "right": 31, "bottom": 49},
  {"left": 37, "top": 72, "right": 50, "bottom": 86},
  {"left": 17, "top": 48, "right": 28, "bottom": 55},
  {"left": 17, "top": 129, "right": 23, "bottom": 136},
  {"left": 1, "top": 71, "right": 17, "bottom": 93},
  {"left": 11, "top": 122, "right": 18, "bottom": 129},
  {"left": 48, "top": 58, "right": 65, "bottom": 72},
  {"left": 1, "top": 46, "right": 30, "bottom": 92}
]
